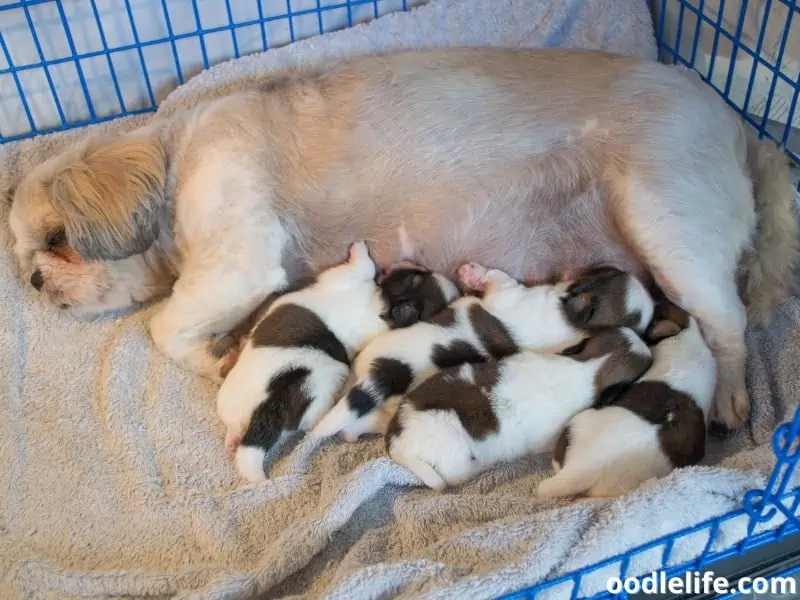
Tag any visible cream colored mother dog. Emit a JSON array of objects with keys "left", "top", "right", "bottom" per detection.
[{"left": 9, "top": 48, "right": 797, "bottom": 429}]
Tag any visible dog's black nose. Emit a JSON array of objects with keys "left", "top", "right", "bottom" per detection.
[{"left": 30, "top": 269, "right": 43, "bottom": 291}]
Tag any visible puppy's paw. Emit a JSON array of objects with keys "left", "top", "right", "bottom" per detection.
[
  {"left": 348, "top": 241, "right": 370, "bottom": 264},
  {"left": 225, "top": 430, "right": 242, "bottom": 453},
  {"left": 458, "top": 263, "right": 489, "bottom": 291},
  {"left": 341, "top": 430, "right": 360, "bottom": 443}
]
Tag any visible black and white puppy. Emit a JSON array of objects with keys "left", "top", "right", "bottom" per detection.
[
  {"left": 376, "top": 261, "right": 460, "bottom": 328},
  {"left": 217, "top": 244, "right": 457, "bottom": 482},
  {"left": 312, "top": 263, "right": 654, "bottom": 442},
  {"left": 211, "top": 261, "right": 457, "bottom": 379},
  {"left": 536, "top": 301, "right": 716, "bottom": 498},
  {"left": 385, "top": 327, "right": 653, "bottom": 491}
]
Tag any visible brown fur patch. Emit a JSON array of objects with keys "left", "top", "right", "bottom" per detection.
[
  {"left": 643, "top": 300, "right": 690, "bottom": 344},
  {"left": 406, "top": 365, "right": 500, "bottom": 439},
  {"left": 250, "top": 303, "right": 349, "bottom": 365},
  {"left": 562, "top": 328, "right": 652, "bottom": 404},
  {"left": 468, "top": 304, "right": 519, "bottom": 359},
  {"left": 613, "top": 380, "right": 706, "bottom": 467},
  {"left": 429, "top": 306, "right": 458, "bottom": 327}
]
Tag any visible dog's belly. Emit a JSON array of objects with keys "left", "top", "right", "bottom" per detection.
[{"left": 303, "top": 185, "right": 645, "bottom": 285}]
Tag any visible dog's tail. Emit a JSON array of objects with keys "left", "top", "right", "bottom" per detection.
[
  {"left": 739, "top": 134, "right": 798, "bottom": 326},
  {"left": 234, "top": 403, "right": 283, "bottom": 483}
]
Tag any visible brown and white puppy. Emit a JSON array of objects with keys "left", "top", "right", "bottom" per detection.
[
  {"left": 218, "top": 242, "right": 387, "bottom": 482},
  {"left": 385, "top": 327, "right": 653, "bottom": 491},
  {"left": 312, "top": 263, "right": 653, "bottom": 442},
  {"left": 211, "top": 261, "right": 457, "bottom": 379},
  {"left": 536, "top": 301, "right": 716, "bottom": 499},
  {"left": 9, "top": 48, "right": 797, "bottom": 429},
  {"left": 376, "top": 262, "right": 460, "bottom": 328}
]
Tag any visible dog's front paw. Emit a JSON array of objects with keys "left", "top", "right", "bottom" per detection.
[{"left": 710, "top": 387, "right": 749, "bottom": 431}]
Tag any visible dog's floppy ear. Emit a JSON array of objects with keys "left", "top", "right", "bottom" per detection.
[{"left": 49, "top": 135, "right": 166, "bottom": 261}]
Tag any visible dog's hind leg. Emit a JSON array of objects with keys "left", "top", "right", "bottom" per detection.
[{"left": 616, "top": 173, "right": 752, "bottom": 430}]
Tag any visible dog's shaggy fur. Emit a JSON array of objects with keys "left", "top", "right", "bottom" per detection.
[{"left": 9, "top": 48, "right": 797, "bottom": 429}]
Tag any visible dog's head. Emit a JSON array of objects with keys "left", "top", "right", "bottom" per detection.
[
  {"left": 561, "top": 266, "right": 654, "bottom": 334},
  {"left": 9, "top": 133, "right": 167, "bottom": 315},
  {"left": 378, "top": 264, "right": 459, "bottom": 328}
]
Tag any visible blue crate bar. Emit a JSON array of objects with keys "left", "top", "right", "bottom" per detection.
[
  {"left": 1, "top": 1, "right": 799, "bottom": 598},
  {"left": 0, "top": 0, "right": 421, "bottom": 141}
]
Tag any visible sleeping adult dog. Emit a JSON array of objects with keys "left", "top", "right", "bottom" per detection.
[{"left": 9, "top": 48, "right": 797, "bottom": 429}]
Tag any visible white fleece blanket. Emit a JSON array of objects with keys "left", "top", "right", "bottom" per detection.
[{"left": 1, "top": 1, "right": 797, "bottom": 598}]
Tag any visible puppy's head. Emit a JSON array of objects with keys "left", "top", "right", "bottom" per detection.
[
  {"left": 378, "top": 264, "right": 459, "bottom": 328},
  {"left": 9, "top": 133, "right": 167, "bottom": 315},
  {"left": 561, "top": 267, "right": 654, "bottom": 333},
  {"left": 561, "top": 327, "right": 653, "bottom": 405}
]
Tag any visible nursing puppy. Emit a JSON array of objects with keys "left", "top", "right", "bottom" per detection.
[
  {"left": 376, "top": 262, "right": 460, "bottom": 328},
  {"left": 536, "top": 301, "right": 716, "bottom": 499},
  {"left": 385, "top": 327, "right": 653, "bottom": 491},
  {"left": 312, "top": 263, "right": 653, "bottom": 441},
  {"left": 218, "top": 242, "right": 390, "bottom": 482},
  {"left": 212, "top": 261, "right": 457, "bottom": 378}
]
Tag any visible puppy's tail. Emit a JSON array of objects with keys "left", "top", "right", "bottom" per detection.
[
  {"left": 739, "top": 134, "right": 798, "bottom": 326},
  {"left": 235, "top": 403, "right": 283, "bottom": 483}
]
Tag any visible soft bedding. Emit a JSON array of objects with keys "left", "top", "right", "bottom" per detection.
[{"left": 1, "top": 1, "right": 797, "bottom": 598}]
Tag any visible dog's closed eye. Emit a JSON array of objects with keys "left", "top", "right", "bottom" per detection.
[{"left": 46, "top": 228, "right": 66, "bottom": 250}]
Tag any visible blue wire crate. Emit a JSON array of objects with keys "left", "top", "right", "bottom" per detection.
[
  {"left": 0, "top": 0, "right": 421, "bottom": 141},
  {"left": 1, "top": 1, "right": 799, "bottom": 598}
]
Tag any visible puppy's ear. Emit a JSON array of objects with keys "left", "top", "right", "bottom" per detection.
[
  {"left": 49, "top": 136, "right": 166, "bottom": 261},
  {"left": 562, "top": 292, "right": 595, "bottom": 326},
  {"left": 643, "top": 319, "right": 682, "bottom": 344},
  {"left": 391, "top": 301, "right": 421, "bottom": 328}
]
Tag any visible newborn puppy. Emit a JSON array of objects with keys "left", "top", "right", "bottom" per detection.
[
  {"left": 312, "top": 263, "right": 654, "bottom": 442},
  {"left": 217, "top": 242, "right": 389, "bottom": 483},
  {"left": 385, "top": 327, "right": 653, "bottom": 491},
  {"left": 212, "top": 262, "right": 455, "bottom": 378},
  {"left": 536, "top": 301, "right": 716, "bottom": 499}
]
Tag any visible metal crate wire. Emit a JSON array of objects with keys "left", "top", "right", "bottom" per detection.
[
  {"left": 0, "top": 0, "right": 799, "bottom": 598},
  {"left": 0, "top": 0, "right": 424, "bottom": 142}
]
